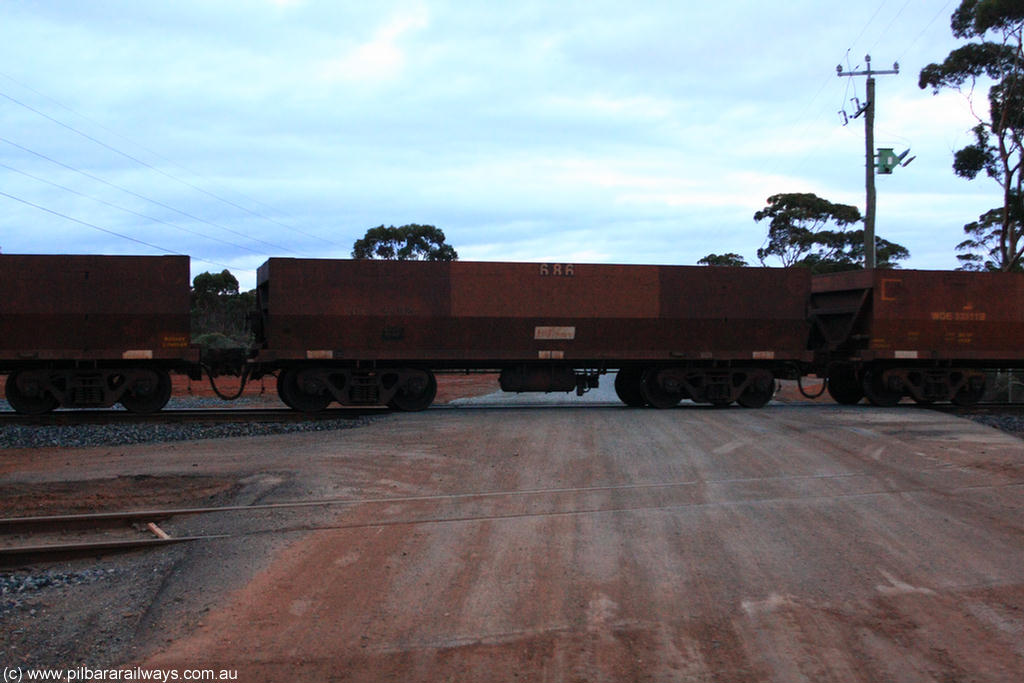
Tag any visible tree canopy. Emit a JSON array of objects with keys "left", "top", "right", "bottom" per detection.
[
  {"left": 753, "top": 192, "right": 908, "bottom": 273},
  {"left": 919, "top": 0, "right": 1024, "bottom": 270},
  {"left": 191, "top": 270, "right": 239, "bottom": 306},
  {"left": 697, "top": 253, "right": 748, "bottom": 267},
  {"left": 352, "top": 224, "right": 458, "bottom": 261},
  {"left": 957, "top": 201, "right": 1024, "bottom": 270},
  {"left": 191, "top": 270, "right": 254, "bottom": 349}
]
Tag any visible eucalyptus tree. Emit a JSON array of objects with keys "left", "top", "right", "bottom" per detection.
[
  {"left": 352, "top": 224, "right": 458, "bottom": 261},
  {"left": 753, "top": 192, "right": 908, "bottom": 272},
  {"left": 919, "top": 0, "right": 1024, "bottom": 271}
]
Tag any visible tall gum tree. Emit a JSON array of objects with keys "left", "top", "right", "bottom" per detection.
[
  {"left": 919, "top": 0, "right": 1024, "bottom": 271},
  {"left": 351, "top": 224, "right": 458, "bottom": 261},
  {"left": 753, "top": 192, "right": 908, "bottom": 273}
]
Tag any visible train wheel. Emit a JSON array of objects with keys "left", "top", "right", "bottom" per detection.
[
  {"left": 827, "top": 365, "right": 864, "bottom": 405},
  {"left": 614, "top": 368, "right": 647, "bottom": 407},
  {"left": 276, "top": 372, "right": 296, "bottom": 409},
  {"left": 5, "top": 371, "right": 59, "bottom": 415},
  {"left": 388, "top": 370, "right": 437, "bottom": 412},
  {"left": 861, "top": 367, "right": 901, "bottom": 407},
  {"left": 120, "top": 369, "right": 172, "bottom": 414},
  {"left": 737, "top": 376, "right": 774, "bottom": 409},
  {"left": 952, "top": 381, "right": 985, "bottom": 406},
  {"left": 640, "top": 368, "right": 683, "bottom": 409},
  {"left": 278, "top": 368, "right": 332, "bottom": 413}
]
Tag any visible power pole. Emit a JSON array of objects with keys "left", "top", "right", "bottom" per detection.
[{"left": 837, "top": 55, "right": 899, "bottom": 270}]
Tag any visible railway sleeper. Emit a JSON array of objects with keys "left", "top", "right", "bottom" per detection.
[{"left": 5, "top": 367, "right": 172, "bottom": 414}]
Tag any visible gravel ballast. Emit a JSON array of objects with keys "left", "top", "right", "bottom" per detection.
[
  {"left": 0, "top": 417, "right": 375, "bottom": 449},
  {"left": 0, "top": 397, "right": 376, "bottom": 449},
  {"left": 3, "top": 397, "right": 1023, "bottom": 449}
]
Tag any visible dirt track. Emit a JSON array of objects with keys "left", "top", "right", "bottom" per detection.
[
  {"left": 91, "top": 398, "right": 1024, "bottom": 682},
  {"left": 3, "top": 383, "right": 1024, "bottom": 681}
]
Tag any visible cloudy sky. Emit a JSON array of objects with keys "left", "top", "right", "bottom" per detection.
[{"left": 0, "top": 0, "right": 999, "bottom": 289}]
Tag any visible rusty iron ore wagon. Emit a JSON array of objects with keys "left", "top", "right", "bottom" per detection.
[
  {"left": 0, "top": 254, "right": 197, "bottom": 413},
  {"left": 250, "top": 258, "right": 813, "bottom": 410},
  {"left": 809, "top": 269, "right": 1024, "bottom": 406},
  {"left": 4, "top": 253, "right": 1023, "bottom": 414}
]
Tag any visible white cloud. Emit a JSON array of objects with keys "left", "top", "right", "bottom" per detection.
[
  {"left": 317, "top": 4, "right": 430, "bottom": 83},
  {"left": 0, "top": 1, "right": 1002, "bottom": 280}
]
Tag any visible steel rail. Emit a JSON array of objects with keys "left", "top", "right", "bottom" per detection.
[
  {"left": 0, "top": 535, "right": 225, "bottom": 565},
  {"left": 0, "top": 406, "right": 387, "bottom": 426}
]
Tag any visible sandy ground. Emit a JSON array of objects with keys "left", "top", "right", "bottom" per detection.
[{"left": 3, "top": 381, "right": 1024, "bottom": 681}]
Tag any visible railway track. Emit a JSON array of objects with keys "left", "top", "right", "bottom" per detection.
[
  {"left": 0, "top": 406, "right": 388, "bottom": 426},
  {"left": 0, "top": 477, "right": 847, "bottom": 565},
  {"left": 0, "top": 508, "right": 224, "bottom": 566},
  {"left": 7, "top": 458, "right": 1024, "bottom": 567},
  {"left": 3, "top": 400, "right": 1024, "bottom": 426}
]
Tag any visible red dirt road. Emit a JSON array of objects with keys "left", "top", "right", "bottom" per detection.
[{"left": 137, "top": 403, "right": 1024, "bottom": 682}]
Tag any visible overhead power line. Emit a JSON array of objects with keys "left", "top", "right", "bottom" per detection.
[
  {"left": 0, "top": 86, "right": 341, "bottom": 248},
  {"left": 0, "top": 136, "right": 300, "bottom": 256},
  {"left": 0, "top": 160, "right": 267, "bottom": 256},
  {"left": 0, "top": 189, "right": 246, "bottom": 272}
]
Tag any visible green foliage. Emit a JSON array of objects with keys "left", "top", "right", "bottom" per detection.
[
  {"left": 957, "top": 197, "right": 1024, "bottom": 271},
  {"left": 192, "top": 270, "right": 239, "bottom": 305},
  {"left": 191, "top": 332, "right": 239, "bottom": 349},
  {"left": 352, "top": 224, "right": 458, "bottom": 261},
  {"left": 919, "top": 0, "right": 1024, "bottom": 270},
  {"left": 698, "top": 253, "right": 748, "bottom": 267},
  {"left": 753, "top": 193, "right": 908, "bottom": 273},
  {"left": 190, "top": 270, "right": 254, "bottom": 349}
]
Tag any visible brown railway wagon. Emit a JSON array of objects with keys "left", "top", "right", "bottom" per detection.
[
  {"left": 254, "top": 258, "right": 813, "bottom": 410},
  {"left": 809, "top": 269, "right": 1024, "bottom": 406},
  {"left": 0, "top": 254, "right": 197, "bottom": 414}
]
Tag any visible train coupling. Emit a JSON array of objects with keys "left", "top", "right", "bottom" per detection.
[{"left": 201, "top": 347, "right": 249, "bottom": 377}]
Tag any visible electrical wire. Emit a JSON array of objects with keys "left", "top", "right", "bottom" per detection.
[
  {"left": 0, "top": 160, "right": 267, "bottom": 256},
  {"left": 0, "top": 136, "right": 298, "bottom": 255},
  {"left": 0, "top": 189, "right": 245, "bottom": 272},
  {"left": 0, "top": 85, "right": 341, "bottom": 248},
  {"left": 895, "top": 0, "right": 956, "bottom": 66},
  {"left": 867, "top": 0, "right": 914, "bottom": 56}
]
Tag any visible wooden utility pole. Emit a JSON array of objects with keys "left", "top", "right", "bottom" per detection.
[{"left": 837, "top": 55, "right": 899, "bottom": 270}]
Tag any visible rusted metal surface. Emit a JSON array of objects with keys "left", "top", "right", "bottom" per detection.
[
  {"left": 0, "top": 254, "right": 196, "bottom": 364},
  {"left": 255, "top": 259, "right": 813, "bottom": 366},
  {"left": 811, "top": 269, "right": 1024, "bottom": 363}
]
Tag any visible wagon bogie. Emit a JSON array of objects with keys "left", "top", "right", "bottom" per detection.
[
  {"left": 639, "top": 366, "right": 776, "bottom": 409},
  {"left": 4, "top": 365, "right": 175, "bottom": 414},
  {"left": 275, "top": 365, "right": 439, "bottom": 412}
]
